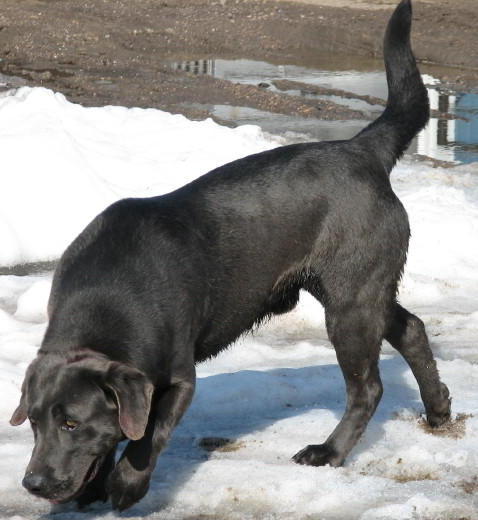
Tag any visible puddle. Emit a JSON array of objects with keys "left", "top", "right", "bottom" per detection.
[
  {"left": 0, "top": 260, "right": 57, "bottom": 276},
  {"left": 196, "top": 104, "right": 368, "bottom": 143},
  {"left": 168, "top": 58, "right": 478, "bottom": 165},
  {"left": 0, "top": 72, "right": 28, "bottom": 91}
]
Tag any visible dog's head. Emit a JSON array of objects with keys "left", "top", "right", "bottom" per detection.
[{"left": 10, "top": 353, "right": 154, "bottom": 503}]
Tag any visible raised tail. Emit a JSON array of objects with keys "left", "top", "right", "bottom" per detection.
[{"left": 355, "top": 0, "right": 429, "bottom": 174}]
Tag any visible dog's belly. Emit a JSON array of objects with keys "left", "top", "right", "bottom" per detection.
[{"left": 193, "top": 273, "right": 303, "bottom": 362}]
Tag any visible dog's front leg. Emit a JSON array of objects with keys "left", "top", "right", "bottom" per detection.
[
  {"left": 108, "top": 367, "right": 196, "bottom": 511},
  {"left": 76, "top": 448, "right": 117, "bottom": 508}
]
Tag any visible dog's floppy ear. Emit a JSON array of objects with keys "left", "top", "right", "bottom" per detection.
[
  {"left": 10, "top": 358, "right": 40, "bottom": 426},
  {"left": 105, "top": 363, "right": 154, "bottom": 441},
  {"left": 10, "top": 393, "right": 28, "bottom": 426}
]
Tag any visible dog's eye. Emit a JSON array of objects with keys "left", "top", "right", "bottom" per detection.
[{"left": 61, "top": 419, "right": 79, "bottom": 431}]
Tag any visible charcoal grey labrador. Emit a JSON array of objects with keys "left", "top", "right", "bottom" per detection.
[{"left": 11, "top": 0, "right": 451, "bottom": 511}]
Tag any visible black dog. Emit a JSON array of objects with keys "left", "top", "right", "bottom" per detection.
[{"left": 11, "top": 0, "right": 451, "bottom": 511}]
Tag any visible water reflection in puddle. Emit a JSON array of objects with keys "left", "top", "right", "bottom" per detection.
[
  {"left": 170, "top": 58, "right": 478, "bottom": 165},
  {"left": 206, "top": 104, "right": 368, "bottom": 144},
  {"left": 426, "top": 89, "right": 478, "bottom": 164}
]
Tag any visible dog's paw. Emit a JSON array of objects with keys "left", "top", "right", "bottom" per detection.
[
  {"left": 107, "top": 458, "right": 151, "bottom": 511},
  {"left": 427, "top": 383, "right": 451, "bottom": 428},
  {"left": 292, "top": 444, "right": 341, "bottom": 467},
  {"left": 76, "top": 482, "right": 109, "bottom": 509},
  {"left": 75, "top": 454, "right": 115, "bottom": 509}
]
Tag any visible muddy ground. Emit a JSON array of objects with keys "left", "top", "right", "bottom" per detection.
[{"left": 0, "top": 0, "right": 476, "bottom": 122}]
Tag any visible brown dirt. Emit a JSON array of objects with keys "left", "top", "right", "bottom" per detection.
[
  {"left": 393, "top": 411, "right": 472, "bottom": 439},
  {"left": 418, "top": 413, "right": 472, "bottom": 439},
  {"left": 0, "top": 0, "right": 476, "bottom": 121},
  {"left": 198, "top": 437, "right": 246, "bottom": 452},
  {"left": 458, "top": 476, "right": 478, "bottom": 495},
  {"left": 392, "top": 470, "right": 439, "bottom": 483}
]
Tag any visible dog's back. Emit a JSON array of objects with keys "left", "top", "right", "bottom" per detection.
[{"left": 45, "top": 1, "right": 427, "bottom": 365}]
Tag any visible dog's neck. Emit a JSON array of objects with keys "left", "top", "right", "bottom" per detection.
[{"left": 37, "top": 347, "right": 110, "bottom": 365}]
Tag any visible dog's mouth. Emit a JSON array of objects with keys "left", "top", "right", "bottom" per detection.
[{"left": 48, "top": 456, "right": 102, "bottom": 505}]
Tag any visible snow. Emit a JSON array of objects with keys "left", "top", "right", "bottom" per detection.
[
  {"left": 0, "top": 87, "right": 477, "bottom": 519},
  {"left": 0, "top": 87, "right": 280, "bottom": 267}
]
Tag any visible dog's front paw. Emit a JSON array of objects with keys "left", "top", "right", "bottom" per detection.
[
  {"left": 107, "top": 458, "right": 152, "bottom": 511},
  {"left": 76, "top": 452, "right": 115, "bottom": 509},
  {"left": 76, "top": 481, "right": 109, "bottom": 509},
  {"left": 292, "top": 444, "right": 341, "bottom": 467}
]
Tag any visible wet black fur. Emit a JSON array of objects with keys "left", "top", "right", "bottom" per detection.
[{"left": 12, "top": 0, "right": 451, "bottom": 511}]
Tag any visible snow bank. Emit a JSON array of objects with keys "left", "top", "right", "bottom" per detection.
[
  {"left": 0, "top": 88, "right": 477, "bottom": 519},
  {"left": 0, "top": 87, "right": 281, "bottom": 266}
]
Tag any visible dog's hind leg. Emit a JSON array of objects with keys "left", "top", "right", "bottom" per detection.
[
  {"left": 293, "top": 302, "right": 386, "bottom": 467},
  {"left": 385, "top": 303, "right": 451, "bottom": 427}
]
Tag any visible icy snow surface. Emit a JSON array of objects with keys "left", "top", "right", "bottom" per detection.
[{"left": 0, "top": 88, "right": 478, "bottom": 519}]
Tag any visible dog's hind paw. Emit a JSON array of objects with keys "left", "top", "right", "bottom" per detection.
[
  {"left": 292, "top": 444, "right": 341, "bottom": 467},
  {"left": 426, "top": 382, "right": 452, "bottom": 428},
  {"left": 427, "top": 408, "right": 451, "bottom": 428},
  {"left": 427, "top": 407, "right": 452, "bottom": 428}
]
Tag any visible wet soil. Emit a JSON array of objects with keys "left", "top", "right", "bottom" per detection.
[{"left": 0, "top": 0, "right": 476, "bottom": 121}]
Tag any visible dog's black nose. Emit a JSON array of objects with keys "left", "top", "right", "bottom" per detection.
[{"left": 22, "top": 473, "right": 48, "bottom": 496}]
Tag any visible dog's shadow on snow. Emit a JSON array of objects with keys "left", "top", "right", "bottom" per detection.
[
  {"left": 129, "top": 352, "right": 421, "bottom": 518},
  {"left": 41, "top": 351, "right": 422, "bottom": 519}
]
